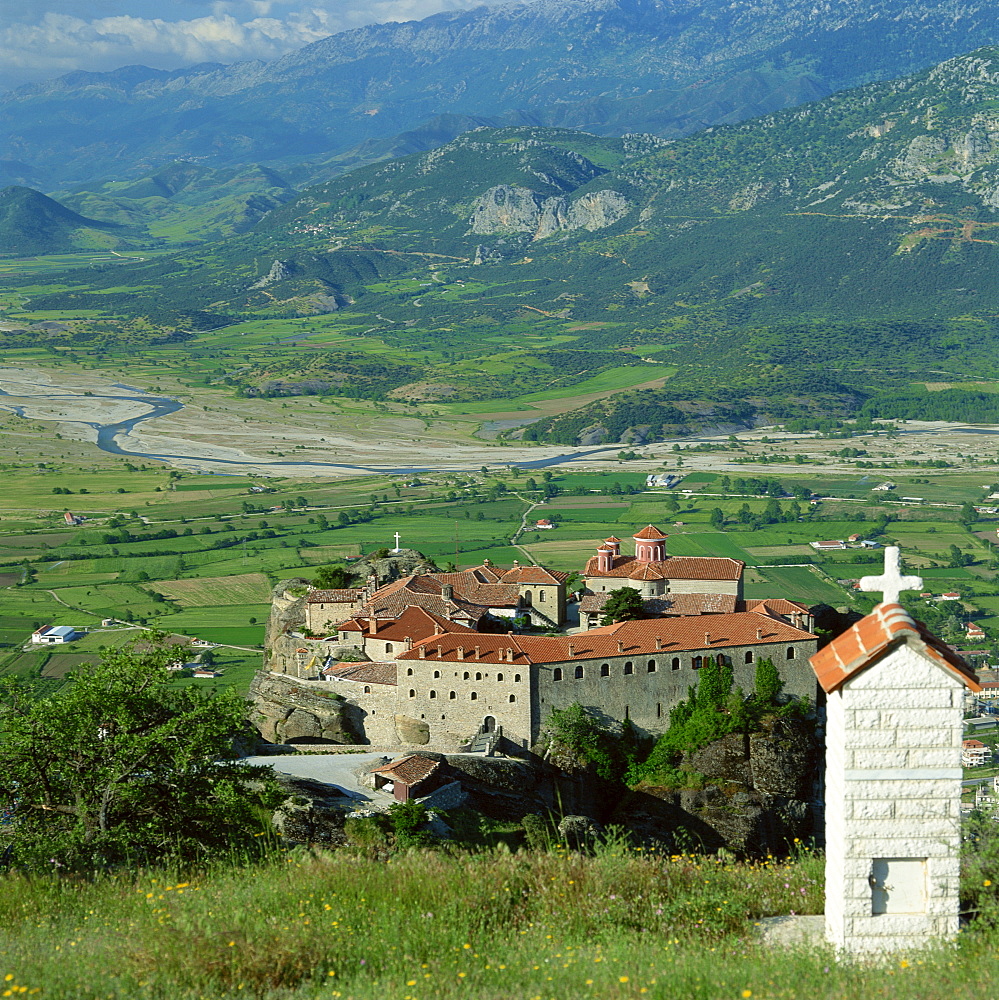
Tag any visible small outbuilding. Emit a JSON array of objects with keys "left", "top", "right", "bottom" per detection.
[{"left": 370, "top": 754, "right": 442, "bottom": 802}]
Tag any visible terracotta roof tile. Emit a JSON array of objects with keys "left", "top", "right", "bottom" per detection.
[
  {"left": 370, "top": 754, "right": 440, "bottom": 785},
  {"left": 633, "top": 524, "right": 668, "bottom": 540},
  {"left": 744, "top": 598, "right": 810, "bottom": 616},
  {"left": 584, "top": 553, "right": 743, "bottom": 581},
  {"left": 323, "top": 661, "right": 398, "bottom": 685},
  {"left": 399, "top": 612, "right": 814, "bottom": 665},
  {"left": 809, "top": 603, "right": 981, "bottom": 694}
]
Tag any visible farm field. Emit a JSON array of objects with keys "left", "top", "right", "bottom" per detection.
[{"left": 1, "top": 387, "right": 999, "bottom": 695}]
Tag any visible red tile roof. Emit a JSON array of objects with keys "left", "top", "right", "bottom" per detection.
[
  {"left": 323, "top": 661, "right": 398, "bottom": 685},
  {"left": 584, "top": 553, "right": 743, "bottom": 581},
  {"left": 744, "top": 598, "right": 811, "bottom": 617},
  {"left": 399, "top": 612, "right": 814, "bottom": 665},
  {"left": 809, "top": 603, "right": 981, "bottom": 695},
  {"left": 633, "top": 524, "right": 667, "bottom": 540},
  {"left": 338, "top": 605, "right": 478, "bottom": 644},
  {"left": 370, "top": 754, "right": 440, "bottom": 785}
]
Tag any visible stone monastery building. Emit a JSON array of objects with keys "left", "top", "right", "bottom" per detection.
[{"left": 271, "top": 525, "right": 819, "bottom": 749}]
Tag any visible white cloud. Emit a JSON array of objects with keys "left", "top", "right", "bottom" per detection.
[{"left": 0, "top": 0, "right": 504, "bottom": 91}]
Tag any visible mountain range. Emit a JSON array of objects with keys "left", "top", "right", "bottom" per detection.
[{"left": 4, "top": 0, "right": 999, "bottom": 189}]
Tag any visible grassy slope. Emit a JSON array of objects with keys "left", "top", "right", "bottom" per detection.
[{"left": 2, "top": 843, "right": 999, "bottom": 1000}]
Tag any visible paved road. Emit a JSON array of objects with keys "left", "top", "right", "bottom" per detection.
[{"left": 244, "top": 752, "right": 393, "bottom": 803}]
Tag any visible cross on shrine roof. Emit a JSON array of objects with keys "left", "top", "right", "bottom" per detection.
[{"left": 858, "top": 545, "right": 922, "bottom": 607}]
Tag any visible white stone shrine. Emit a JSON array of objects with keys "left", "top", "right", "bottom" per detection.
[{"left": 809, "top": 547, "right": 981, "bottom": 953}]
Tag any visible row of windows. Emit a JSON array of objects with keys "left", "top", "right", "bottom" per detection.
[
  {"left": 404, "top": 668, "right": 522, "bottom": 681},
  {"left": 408, "top": 690, "right": 516, "bottom": 703},
  {"left": 552, "top": 649, "right": 795, "bottom": 681}
]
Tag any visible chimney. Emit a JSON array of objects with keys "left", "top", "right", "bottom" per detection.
[
  {"left": 474, "top": 646, "right": 481, "bottom": 660},
  {"left": 617, "top": 640, "right": 624, "bottom": 653},
  {"left": 404, "top": 635, "right": 412, "bottom": 649},
  {"left": 756, "top": 628, "right": 762, "bottom": 640},
  {"left": 457, "top": 646, "right": 465, "bottom": 660},
  {"left": 437, "top": 645, "right": 444, "bottom": 659},
  {"left": 513, "top": 559, "right": 519, "bottom": 568},
  {"left": 418, "top": 646, "right": 426, "bottom": 659},
  {"left": 705, "top": 632, "right": 711, "bottom": 645},
  {"left": 442, "top": 583, "right": 454, "bottom": 600},
  {"left": 568, "top": 643, "right": 575, "bottom": 657},
  {"left": 655, "top": 637, "right": 664, "bottom": 651},
  {"left": 368, "top": 615, "right": 377, "bottom": 633},
  {"left": 434, "top": 622, "right": 443, "bottom": 635},
  {"left": 506, "top": 648, "right": 514, "bottom": 663}
]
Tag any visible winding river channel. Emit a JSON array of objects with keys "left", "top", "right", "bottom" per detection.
[{"left": 0, "top": 379, "right": 619, "bottom": 475}]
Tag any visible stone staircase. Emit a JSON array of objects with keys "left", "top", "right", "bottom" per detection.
[{"left": 462, "top": 723, "right": 503, "bottom": 755}]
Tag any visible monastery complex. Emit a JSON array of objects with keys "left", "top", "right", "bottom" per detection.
[{"left": 266, "top": 525, "right": 819, "bottom": 749}]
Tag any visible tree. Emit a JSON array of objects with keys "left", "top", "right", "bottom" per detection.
[
  {"left": 754, "top": 656, "right": 782, "bottom": 704},
  {"left": 601, "top": 587, "right": 645, "bottom": 625},
  {"left": 0, "top": 638, "right": 279, "bottom": 870},
  {"left": 960, "top": 503, "right": 978, "bottom": 526},
  {"left": 313, "top": 564, "right": 353, "bottom": 589}
]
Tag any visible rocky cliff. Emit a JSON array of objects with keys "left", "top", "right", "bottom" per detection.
[
  {"left": 469, "top": 185, "right": 630, "bottom": 239},
  {"left": 609, "top": 714, "right": 820, "bottom": 856},
  {"left": 249, "top": 671, "right": 358, "bottom": 744}
]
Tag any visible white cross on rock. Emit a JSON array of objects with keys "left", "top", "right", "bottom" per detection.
[{"left": 858, "top": 545, "right": 923, "bottom": 606}]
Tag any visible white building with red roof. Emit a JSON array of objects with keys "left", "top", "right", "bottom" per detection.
[{"left": 581, "top": 525, "right": 744, "bottom": 613}]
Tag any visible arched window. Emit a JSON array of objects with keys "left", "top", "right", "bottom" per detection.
[
  {"left": 514, "top": 674, "right": 521, "bottom": 682},
  {"left": 363, "top": 685, "right": 371, "bottom": 693},
  {"left": 745, "top": 651, "right": 754, "bottom": 664},
  {"left": 406, "top": 667, "right": 414, "bottom": 676},
  {"left": 786, "top": 647, "right": 796, "bottom": 659},
  {"left": 574, "top": 665, "right": 584, "bottom": 679},
  {"left": 433, "top": 670, "right": 441, "bottom": 678},
  {"left": 475, "top": 672, "right": 482, "bottom": 681},
  {"left": 470, "top": 692, "right": 477, "bottom": 701},
  {"left": 509, "top": 694, "right": 516, "bottom": 703},
  {"left": 692, "top": 656, "right": 702, "bottom": 670},
  {"left": 624, "top": 661, "right": 634, "bottom": 675},
  {"left": 671, "top": 657, "right": 680, "bottom": 670},
  {"left": 409, "top": 689, "right": 416, "bottom": 698},
  {"left": 524, "top": 590, "right": 533, "bottom": 606},
  {"left": 463, "top": 671, "right": 470, "bottom": 680},
  {"left": 384, "top": 643, "right": 393, "bottom": 653},
  {"left": 497, "top": 673, "right": 504, "bottom": 682},
  {"left": 539, "top": 590, "right": 546, "bottom": 602},
  {"left": 449, "top": 691, "right": 456, "bottom": 700},
  {"left": 600, "top": 663, "right": 609, "bottom": 677},
  {"left": 553, "top": 668, "right": 563, "bottom": 681},
  {"left": 429, "top": 690, "right": 437, "bottom": 699},
  {"left": 647, "top": 660, "right": 656, "bottom": 672}
]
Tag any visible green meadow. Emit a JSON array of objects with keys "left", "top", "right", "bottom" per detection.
[{"left": 2, "top": 457, "right": 999, "bottom": 695}]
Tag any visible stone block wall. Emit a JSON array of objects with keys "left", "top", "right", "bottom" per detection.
[
  {"left": 533, "top": 640, "right": 817, "bottom": 743},
  {"left": 398, "top": 656, "right": 534, "bottom": 749},
  {"left": 824, "top": 645, "right": 964, "bottom": 953}
]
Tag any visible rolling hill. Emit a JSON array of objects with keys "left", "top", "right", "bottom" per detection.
[
  {"left": 5, "top": 47, "right": 999, "bottom": 441},
  {"left": 0, "top": 186, "right": 134, "bottom": 257}
]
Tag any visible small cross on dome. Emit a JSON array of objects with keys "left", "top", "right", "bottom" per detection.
[{"left": 858, "top": 545, "right": 923, "bottom": 606}]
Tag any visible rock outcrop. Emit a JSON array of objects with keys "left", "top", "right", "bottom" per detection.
[
  {"left": 249, "top": 670, "right": 358, "bottom": 744},
  {"left": 609, "top": 714, "right": 820, "bottom": 856},
  {"left": 469, "top": 185, "right": 630, "bottom": 240}
]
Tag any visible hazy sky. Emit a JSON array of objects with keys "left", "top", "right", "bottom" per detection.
[{"left": 1, "top": 0, "right": 514, "bottom": 92}]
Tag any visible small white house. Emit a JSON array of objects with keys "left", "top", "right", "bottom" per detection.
[{"left": 31, "top": 625, "right": 81, "bottom": 644}]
